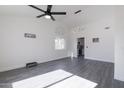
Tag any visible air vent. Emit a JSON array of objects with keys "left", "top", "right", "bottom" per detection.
[{"left": 75, "top": 10, "right": 82, "bottom": 14}]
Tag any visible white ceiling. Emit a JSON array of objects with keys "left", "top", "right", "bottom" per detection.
[{"left": 0, "top": 5, "right": 115, "bottom": 28}]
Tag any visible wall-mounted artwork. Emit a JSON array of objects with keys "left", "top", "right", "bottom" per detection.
[
  {"left": 24, "top": 33, "right": 36, "bottom": 38},
  {"left": 92, "top": 38, "right": 99, "bottom": 43},
  {"left": 105, "top": 26, "right": 110, "bottom": 30}
]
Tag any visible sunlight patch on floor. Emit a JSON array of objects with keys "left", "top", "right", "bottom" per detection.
[
  {"left": 12, "top": 69, "right": 72, "bottom": 88},
  {"left": 12, "top": 69, "right": 97, "bottom": 88},
  {"left": 49, "top": 75, "right": 97, "bottom": 88}
]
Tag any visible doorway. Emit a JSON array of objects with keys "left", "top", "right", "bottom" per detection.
[{"left": 77, "top": 37, "right": 85, "bottom": 58}]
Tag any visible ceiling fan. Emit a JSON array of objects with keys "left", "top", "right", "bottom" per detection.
[{"left": 29, "top": 5, "right": 66, "bottom": 21}]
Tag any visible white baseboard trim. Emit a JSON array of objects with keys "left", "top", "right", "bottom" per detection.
[
  {"left": 0, "top": 56, "right": 69, "bottom": 73},
  {"left": 85, "top": 57, "right": 114, "bottom": 63}
]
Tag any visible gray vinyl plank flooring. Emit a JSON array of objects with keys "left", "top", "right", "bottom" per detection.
[{"left": 0, "top": 57, "right": 124, "bottom": 88}]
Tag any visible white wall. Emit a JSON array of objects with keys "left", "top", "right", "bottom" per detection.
[
  {"left": 70, "top": 17, "right": 114, "bottom": 63},
  {"left": 114, "top": 6, "right": 124, "bottom": 81},
  {"left": 0, "top": 16, "right": 69, "bottom": 72}
]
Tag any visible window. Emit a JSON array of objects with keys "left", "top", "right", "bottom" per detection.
[{"left": 55, "top": 38, "right": 65, "bottom": 50}]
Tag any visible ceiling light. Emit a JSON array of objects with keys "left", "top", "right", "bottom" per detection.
[{"left": 45, "top": 15, "right": 51, "bottom": 19}]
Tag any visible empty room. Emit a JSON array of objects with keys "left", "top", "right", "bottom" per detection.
[{"left": 0, "top": 5, "right": 124, "bottom": 88}]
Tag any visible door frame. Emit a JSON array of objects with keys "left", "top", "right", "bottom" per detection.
[{"left": 76, "top": 37, "right": 85, "bottom": 58}]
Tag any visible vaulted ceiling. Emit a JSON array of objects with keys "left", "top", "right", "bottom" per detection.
[{"left": 0, "top": 5, "right": 115, "bottom": 28}]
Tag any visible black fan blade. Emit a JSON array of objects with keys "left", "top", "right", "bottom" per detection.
[
  {"left": 29, "top": 5, "right": 45, "bottom": 13},
  {"left": 47, "top": 5, "right": 52, "bottom": 12},
  {"left": 37, "top": 14, "right": 46, "bottom": 18},
  {"left": 51, "top": 12, "right": 66, "bottom": 15},
  {"left": 50, "top": 15, "right": 55, "bottom": 21}
]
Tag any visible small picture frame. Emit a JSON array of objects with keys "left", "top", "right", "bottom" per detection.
[
  {"left": 92, "top": 38, "right": 99, "bottom": 43},
  {"left": 24, "top": 33, "right": 36, "bottom": 38}
]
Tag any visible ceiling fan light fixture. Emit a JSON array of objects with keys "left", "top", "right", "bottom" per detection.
[
  {"left": 44, "top": 15, "right": 51, "bottom": 19},
  {"left": 29, "top": 5, "right": 66, "bottom": 21}
]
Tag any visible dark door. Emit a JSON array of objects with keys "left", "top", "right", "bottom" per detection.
[{"left": 77, "top": 38, "right": 84, "bottom": 57}]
